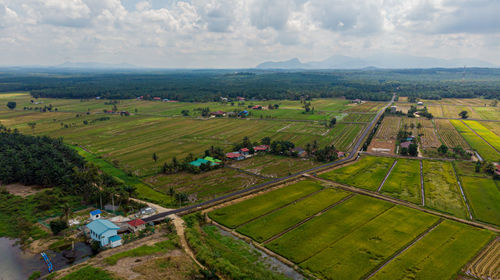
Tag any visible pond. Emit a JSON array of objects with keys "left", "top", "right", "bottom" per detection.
[{"left": 0, "top": 237, "right": 93, "bottom": 280}]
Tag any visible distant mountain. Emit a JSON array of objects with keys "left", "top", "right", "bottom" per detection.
[
  {"left": 55, "top": 61, "right": 138, "bottom": 69},
  {"left": 256, "top": 54, "right": 497, "bottom": 69}
]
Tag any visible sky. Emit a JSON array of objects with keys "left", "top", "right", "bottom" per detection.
[{"left": 0, "top": 0, "right": 499, "bottom": 68}]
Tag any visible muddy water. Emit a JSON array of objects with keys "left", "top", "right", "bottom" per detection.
[
  {"left": 217, "top": 228, "right": 304, "bottom": 280},
  {"left": 0, "top": 237, "right": 92, "bottom": 280}
]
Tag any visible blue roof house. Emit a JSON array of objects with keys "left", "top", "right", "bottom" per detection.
[
  {"left": 89, "top": 209, "right": 102, "bottom": 220},
  {"left": 86, "top": 220, "right": 122, "bottom": 248}
]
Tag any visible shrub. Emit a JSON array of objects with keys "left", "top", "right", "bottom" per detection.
[{"left": 49, "top": 219, "right": 68, "bottom": 235}]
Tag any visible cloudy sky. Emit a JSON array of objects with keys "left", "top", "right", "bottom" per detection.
[{"left": 0, "top": 0, "right": 499, "bottom": 68}]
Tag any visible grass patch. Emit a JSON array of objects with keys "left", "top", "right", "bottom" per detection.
[
  {"left": 460, "top": 176, "right": 500, "bottom": 226},
  {"left": 104, "top": 238, "right": 179, "bottom": 265},
  {"left": 320, "top": 156, "right": 395, "bottom": 191},
  {"left": 451, "top": 120, "right": 500, "bottom": 162},
  {"left": 381, "top": 159, "right": 421, "bottom": 204},
  {"left": 265, "top": 195, "right": 394, "bottom": 263},
  {"left": 300, "top": 206, "right": 439, "bottom": 280},
  {"left": 464, "top": 120, "right": 500, "bottom": 152},
  {"left": 422, "top": 160, "right": 467, "bottom": 218},
  {"left": 60, "top": 266, "right": 117, "bottom": 280},
  {"left": 370, "top": 220, "right": 495, "bottom": 280},
  {"left": 229, "top": 154, "right": 321, "bottom": 178},
  {"left": 236, "top": 188, "right": 350, "bottom": 242},
  {"left": 208, "top": 180, "right": 322, "bottom": 228}
]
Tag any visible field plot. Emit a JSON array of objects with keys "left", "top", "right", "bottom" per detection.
[
  {"left": 481, "top": 120, "right": 500, "bottom": 137},
  {"left": 367, "top": 116, "right": 400, "bottom": 154},
  {"left": 416, "top": 119, "right": 441, "bottom": 148},
  {"left": 426, "top": 105, "right": 443, "bottom": 117},
  {"left": 329, "top": 123, "right": 365, "bottom": 151},
  {"left": 229, "top": 154, "right": 321, "bottom": 178},
  {"left": 345, "top": 102, "right": 385, "bottom": 112},
  {"left": 422, "top": 160, "right": 467, "bottom": 218},
  {"left": 236, "top": 188, "right": 350, "bottom": 242},
  {"left": 146, "top": 168, "right": 268, "bottom": 203},
  {"left": 435, "top": 119, "right": 470, "bottom": 149},
  {"left": 342, "top": 113, "right": 375, "bottom": 122},
  {"left": 460, "top": 176, "right": 500, "bottom": 226},
  {"left": 451, "top": 120, "right": 500, "bottom": 162},
  {"left": 208, "top": 180, "right": 322, "bottom": 228},
  {"left": 464, "top": 238, "right": 500, "bottom": 280},
  {"left": 464, "top": 120, "right": 500, "bottom": 152},
  {"left": 442, "top": 105, "right": 481, "bottom": 119},
  {"left": 265, "top": 195, "right": 394, "bottom": 263},
  {"left": 371, "top": 220, "right": 494, "bottom": 280},
  {"left": 473, "top": 106, "right": 500, "bottom": 120},
  {"left": 380, "top": 159, "right": 421, "bottom": 204},
  {"left": 320, "top": 156, "right": 394, "bottom": 191},
  {"left": 301, "top": 206, "right": 438, "bottom": 280}
]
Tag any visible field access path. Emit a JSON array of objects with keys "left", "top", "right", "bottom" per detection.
[{"left": 144, "top": 93, "right": 396, "bottom": 223}]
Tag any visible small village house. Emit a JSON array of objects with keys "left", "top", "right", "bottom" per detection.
[
  {"left": 240, "top": 148, "right": 250, "bottom": 156},
  {"left": 417, "top": 101, "right": 424, "bottom": 106},
  {"left": 90, "top": 209, "right": 101, "bottom": 220},
  {"left": 400, "top": 141, "right": 411, "bottom": 149},
  {"left": 390, "top": 106, "right": 397, "bottom": 113},
  {"left": 127, "top": 219, "right": 146, "bottom": 233},
  {"left": 337, "top": 151, "right": 345, "bottom": 158},
  {"left": 226, "top": 152, "right": 244, "bottom": 160},
  {"left": 210, "top": 110, "right": 226, "bottom": 117},
  {"left": 352, "top": 99, "right": 362, "bottom": 104},
  {"left": 253, "top": 145, "right": 269, "bottom": 153},
  {"left": 153, "top": 97, "right": 161, "bottom": 101},
  {"left": 86, "top": 219, "right": 122, "bottom": 248},
  {"left": 237, "top": 96, "right": 245, "bottom": 101},
  {"left": 293, "top": 147, "right": 307, "bottom": 157}
]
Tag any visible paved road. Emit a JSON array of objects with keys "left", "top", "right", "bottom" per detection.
[{"left": 144, "top": 94, "right": 395, "bottom": 222}]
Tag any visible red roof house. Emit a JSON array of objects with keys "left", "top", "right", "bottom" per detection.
[
  {"left": 153, "top": 97, "right": 161, "bottom": 101},
  {"left": 127, "top": 219, "right": 146, "bottom": 232},
  {"left": 226, "top": 152, "right": 244, "bottom": 160},
  {"left": 252, "top": 105, "right": 262, "bottom": 110},
  {"left": 253, "top": 145, "right": 269, "bottom": 152},
  {"left": 337, "top": 151, "right": 345, "bottom": 158}
]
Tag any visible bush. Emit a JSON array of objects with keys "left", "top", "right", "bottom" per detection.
[
  {"left": 28, "top": 271, "right": 41, "bottom": 280},
  {"left": 49, "top": 219, "right": 68, "bottom": 235}
]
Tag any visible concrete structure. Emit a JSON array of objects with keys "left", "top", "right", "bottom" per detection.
[{"left": 86, "top": 219, "right": 121, "bottom": 247}]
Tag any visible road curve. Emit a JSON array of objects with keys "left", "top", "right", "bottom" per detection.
[{"left": 144, "top": 94, "right": 395, "bottom": 222}]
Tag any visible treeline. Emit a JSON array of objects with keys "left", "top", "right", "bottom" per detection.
[{"left": 3, "top": 68, "right": 498, "bottom": 102}]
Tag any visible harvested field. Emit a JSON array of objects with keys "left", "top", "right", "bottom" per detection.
[
  {"left": 380, "top": 159, "right": 421, "bottom": 204},
  {"left": 435, "top": 119, "right": 470, "bottom": 149},
  {"left": 229, "top": 154, "right": 321, "bottom": 178},
  {"left": 427, "top": 105, "right": 443, "bottom": 117},
  {"left": 342, "top": 113, "right": 375, "bottom": 122},
  {"left": 345, "top": 102, "right": 385, "bottom": 112},
  {"left": 371, "top": 220, "right": 494, "bottom": 280},
  {"left": 300, "top": 206, "right": 439, "bottom": 280},
  {"left": 320, "top": 156, "right": 395, "bottom": 191},
  {"left": 236, "top": 188, "right": 350, "bottom": 242},
  {"left": 422, "top": 160, "right": 468, "bottom": 218},
  {"left": 451, "top": 120, "right": 500, "bottom": 162},
  {"left": 460, "top": 176, "right": 500, "bottom": 226},
  {"left": 367, "top": 116, "right": 400, "bottom": 154},
  {"left": 330, "top": 123, "right": 365, "bottom": 151},
  {"left": 473, "top": 106, "right": 500, "bottom": 120},
  {"left": 208, "top": 180, "right": 322, "bottom": 228},
  {"left": 464, "top": 237, "right": 500, "bottom": 280},
  {"left": 265, "top": 195, "right": 394, "bottom": 263}
]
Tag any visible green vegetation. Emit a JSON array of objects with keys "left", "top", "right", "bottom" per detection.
[
  {"left": 422, "top": 160, "right": 468, "bottom": 218},
  {"left": 381, "top": 159, "right": 421, "bottom": 204},
  {"left": 236, "top": 188, "right": 350, "bottom": 242},
  {"left": 464, "top": 120, "right": 500, "bottom": 151},
  {"left": 104, "top": 239, "right": 179, "bottom": 265},
  {"left": 208, "top": 180, "right": 322, "bottom": 228},
  {"left": 184, "top": 213, "right": 288, "bottom": 280},
  {"left": 460, "top": 176, "right": 500, "bottom": 226},
  {"left": 301, "top": 206, "right": 439, "bottom": 280},
  {"left": 229, "top": 154, "right": 321, "bottom": 178},
  {"left": 451, "top": 120, "right": 500, "bottom": 162},
  {"left": 319, "top": 156, "right": 395, "bottom": 191},
  {"left": 59, "top": 266, "right": 117, "bottom": 280},
  {"left": 266, "top": 195, "right": 394, "bottom": 263},
  {"left": 370, "top": 220, "right": 494, "bottom": 280}
]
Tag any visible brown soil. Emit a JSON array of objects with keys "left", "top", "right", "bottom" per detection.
[
  {"left": 132, "top": 254, "right": 200, "bottom": 280},
  {"left": 2, "top": 183, "right": 45, "bottom": 197},
  {"left": 367, "top": 139, "right": 396, "bottom": 154}
]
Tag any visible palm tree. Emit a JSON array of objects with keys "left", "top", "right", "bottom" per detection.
[{"left": 61, "top": 203, "right": 72, "bottom": 223}]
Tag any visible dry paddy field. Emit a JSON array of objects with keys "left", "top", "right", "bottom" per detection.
[
  {"left": 435, "top": 119, "right": 470, "bottom": 149},
  {"left": 367, "top": 116, "right": 400, "bottom": 154}
]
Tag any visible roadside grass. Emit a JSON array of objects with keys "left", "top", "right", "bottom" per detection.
[
  {"left": 451, "top": 120, "right": 500, "bottom": 162},
  {"left": 208, "top": 180, "right": 323, "bottom": 229},
  {"left": 229, "top": 154, "right": 321, "bottom": 178},
  {"left": 460, "top": 176, "right": 500, "bottom": 226},
  {"left": 265, "top": 195, "right": 394, "bottom": 263},
  {"left": 381, "top": 159, "right": 421, "bottom": 204},
  {"left": 464, "top": 120, "right": 500, "bottom": 152},
  {"left": 319, "top": 156, "right": 394, "bottom": 191},
  {"left": 370, "top": 220, "right": 495, "bottom": 280},
  {"left": 104, "top": 239, "right": 179, "bottom": 265},
  {"left": 453, "top": 160, "right": 491, "bottom": 178},
  {"left": 300, "top": 206, "right": 439, "bottom": 280},
  {"left": 146, "top": 168, "right": 268, "bottom": 203},
  {"left": 59, "top": 266, "right": 117, "bottom": 280},
  {"left": 236, "top": 188, "right": 350, "bottom": 242},
  {"left": 72, "top": 146, "right": 173, "bottom": 207},
  {"left": 422, "top": 160, "right": 468, "bottom": 219},
  {"left": 184, "top": 214, "right": 289, "bottom": 280}
]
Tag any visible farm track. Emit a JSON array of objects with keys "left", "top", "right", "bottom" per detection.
[
  {"left": 461, "top": 120, "right": 500, "bottom": 155},
  {"left": 377, "top": 159, "right": 398, "bottom": 192},
  {"left": 420, "top": 160, "right": 425, "bottom": 206},
  {"left": 364, "top": 219, "right": 444, "bottom": 279},
  {"left": 451, "top": 164, "right": 474, "bottom": 220},
  {"left": 262, "top": 194, "right": 356, "bottom": 245},
  {"left": 311, "top": 175, "right": 500, "bottom": 233},
  {"left": 143, "top": 94, "right": 396, "bottom": 223}
]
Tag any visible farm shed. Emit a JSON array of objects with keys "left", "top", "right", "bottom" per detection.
[
  {"left": 127, "top": 219, "right": 146, "bottom": 232},
  {"left": 226, "top": 152, "right": 244, "bottom": 160},
  {"left": 189, "top": 158, "right": 217, "bottom": 167},
  {"left": 254, "top": 145, "right": 269, "bottom": 152}
]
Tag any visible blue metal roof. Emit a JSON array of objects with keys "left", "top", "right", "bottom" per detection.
[
  {"left": 86, "top": 219, "right": 119, "bottom": 235},
  {"left": 109, "top": 235, "right": 122, "bottom": 242},
  {"left": 90, "top": 209, "right": 102, "bottom": 215}
]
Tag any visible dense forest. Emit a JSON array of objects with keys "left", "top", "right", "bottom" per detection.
[{"left": 1, "top": 68, "right": 499, "bottom": 101}]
